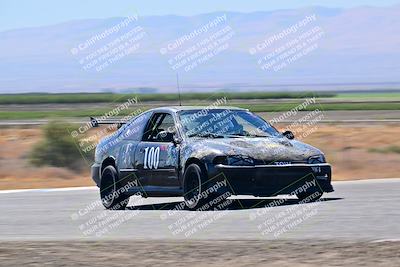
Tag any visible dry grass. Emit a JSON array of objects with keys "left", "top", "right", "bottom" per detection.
[
  {"left": 1, "top": 123, "right": 399, "bottom": 189},
  {"left": 0, "top": 128, "right": 91, "bottom": 189},
  {"left": 276, "top": 123, "right": 400, "bottom": 180}
]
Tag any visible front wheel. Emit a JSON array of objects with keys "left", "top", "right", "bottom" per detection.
[
  {"left": 183, "top": 163, "right": 230, "bottom": 210},
  {"left": 183, "top": 164, "right": 204, "bottom": 210},
  {"left": 100, "top": 166, "right": 129, "bottom": 210}
]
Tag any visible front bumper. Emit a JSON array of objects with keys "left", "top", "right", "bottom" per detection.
[
  {"left": 91, "top": 163, "right": 101, "bottom": 187},
  {"left": 209, "top": 163, "right": 333, "bottom": 197}
]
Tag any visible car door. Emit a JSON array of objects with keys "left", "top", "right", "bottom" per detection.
[
  {"left": 134, "top": 112, "right": 180, "bottom": 187},
  {"left": 116, "top": 111, "right": 151, "bottom": 188}
]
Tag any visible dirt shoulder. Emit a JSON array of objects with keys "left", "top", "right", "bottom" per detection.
[{"left": 0, "top": 240, "right": 399, "bottom": 267}]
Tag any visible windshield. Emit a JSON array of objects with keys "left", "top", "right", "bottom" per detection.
[{"left": 178, "top": 109, "right": 280, "bottom": 138}]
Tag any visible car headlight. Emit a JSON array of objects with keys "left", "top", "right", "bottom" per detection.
[
  {"left": 213, "top": 155, "right": 255, "bottom": 166},
  {"left": 308, "top": 154, "right": 326, "bottom": 164}
]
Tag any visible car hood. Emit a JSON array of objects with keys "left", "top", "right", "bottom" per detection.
[{"left": 187, "top": 136, "right": 323, "bottom": 163}]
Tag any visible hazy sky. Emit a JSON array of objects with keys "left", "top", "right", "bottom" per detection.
[{"left": 1, "top": 0, "right": 400, "bottom": 31}]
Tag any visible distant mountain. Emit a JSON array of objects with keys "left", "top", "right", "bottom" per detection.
[{"left": 0, "top": 5, "right": 400, "bottom": 93}]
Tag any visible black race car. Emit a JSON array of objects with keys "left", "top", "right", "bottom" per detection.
[{"left": 91, "top": 106, "right": 333, "bottom": 210}]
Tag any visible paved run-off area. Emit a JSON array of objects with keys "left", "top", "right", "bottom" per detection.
[{"left": 0, "top": 179, "right": 399, "bottom": 266}]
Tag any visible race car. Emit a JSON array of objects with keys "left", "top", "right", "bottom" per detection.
[{"left": 91, "top": 106, "right": 333, "bottom": 210}]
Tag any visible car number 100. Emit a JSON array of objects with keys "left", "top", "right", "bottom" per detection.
[{"left": 143, "top": 147, "right": 160, "bottom": 169}]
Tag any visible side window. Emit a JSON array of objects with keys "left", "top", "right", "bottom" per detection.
[
  {"left": 122, "top": 112, "right": 151, "bottom": 141},
  {"left": 142, "top": 113, "right": 176, "bottom": 142}
]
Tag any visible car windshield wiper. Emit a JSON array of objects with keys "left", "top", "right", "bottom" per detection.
[
  {"left": 227, "top": 133, "right": 268, "bottom": 138},
  {"left": 187, "top": 132, "right": 225, "bottom": 138}
]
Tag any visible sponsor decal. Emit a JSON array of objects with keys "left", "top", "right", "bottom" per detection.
[{"left": 311, "top": 166, "right": 321, "bottom": 173}]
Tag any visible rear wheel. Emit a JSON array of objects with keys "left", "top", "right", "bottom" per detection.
[{"left": 100, "top": 166, "right": 129, "bottom": 210}]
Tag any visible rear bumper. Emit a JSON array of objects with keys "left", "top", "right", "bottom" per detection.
[
  {"left": 208, "top": 163, "right": 333, "bottom": 197},
  {"left": 91, "top": 163, "right": 101, "bottom": 187}
]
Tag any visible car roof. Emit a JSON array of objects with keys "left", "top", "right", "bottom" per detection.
[{"left": 149, "top": 106, "right": 248, "bottom": 113}]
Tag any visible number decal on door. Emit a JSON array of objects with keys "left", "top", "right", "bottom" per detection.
[{"left": 143, "top": 147, "right": 160, "bottom": 169}]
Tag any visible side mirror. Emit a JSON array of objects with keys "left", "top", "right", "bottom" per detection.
[
  {"left": 282, "top": 130, "right": 295, "bottom": 140},
  {"left": 173, "top": 136, "right": 182, "bottom": 146}
]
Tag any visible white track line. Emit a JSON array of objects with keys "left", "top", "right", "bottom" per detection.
[
  {"left": 0, "top": 186, "right": 97, "bottom": 194},
  {"left": 332, "top": 178, "right": 400, "bottom": 185}
]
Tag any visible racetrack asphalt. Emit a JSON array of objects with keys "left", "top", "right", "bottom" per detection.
[{"left": 0, "top": 178, "right": 399, "bottom": 241}]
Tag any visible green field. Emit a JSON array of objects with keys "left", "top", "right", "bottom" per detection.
[
  {"left": 335, "top": 92, "right": 400, "bottom": 100},
  {"left": 1, "top": 102, "right": 400, "bottom": 120},
  {"left": 0, "top": 92, "right": 335, "bottom": 104},
  {"left": 1, "top": 91, "right": 399, "bottom": 120}
]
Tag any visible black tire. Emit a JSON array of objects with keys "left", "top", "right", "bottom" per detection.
[
  {"left": 100, "top": 165, "right": 129, "bottom": 210},
  {"left": 296, "top": 186, "right": 323, "bottom": 202},
  {"left": 183, "top": 163, "right": 208, "bottom": 210}
]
